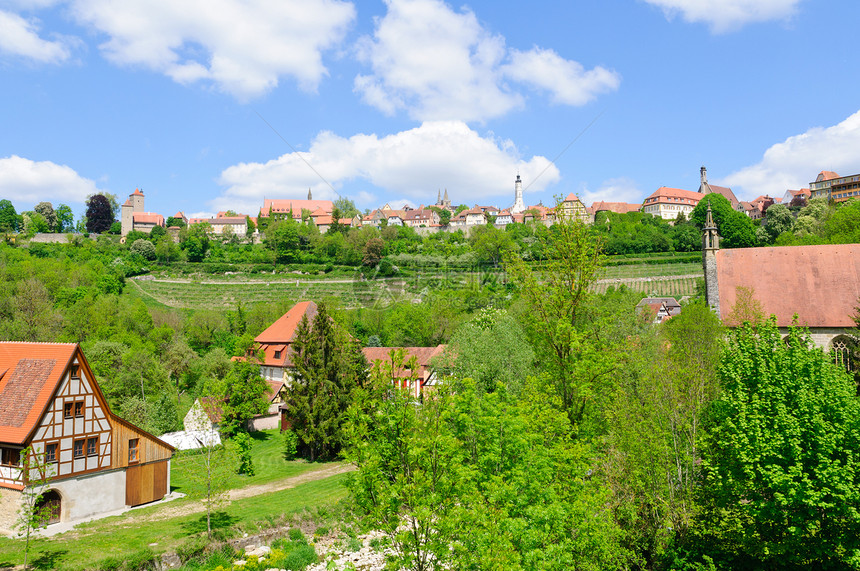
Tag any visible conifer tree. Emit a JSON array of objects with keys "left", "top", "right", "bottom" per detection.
[{"left": 286, "top": 303, "right": 367, "bottom": 461}]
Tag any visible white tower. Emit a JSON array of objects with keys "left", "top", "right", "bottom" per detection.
[{"left": 511, "top": 174, "right": 526, "bottom": 214}]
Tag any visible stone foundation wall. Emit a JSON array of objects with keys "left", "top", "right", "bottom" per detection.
[{"left": 0, "top": 487, "right": 22, "bottom": 535}]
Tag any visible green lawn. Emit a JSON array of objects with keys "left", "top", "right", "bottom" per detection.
[
  {"left": 0, "top": 429, "right": 349, "bottom": 570},
  {"left": 0, "top": 473, "right": 349, "bottom": 570},
  {"left": 170, "top": 430, "right": 322, "bottom": 494}
]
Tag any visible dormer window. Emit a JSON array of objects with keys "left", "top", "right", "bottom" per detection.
[{"left": 274, "top": 350, "right": 282, "bottom": 359}]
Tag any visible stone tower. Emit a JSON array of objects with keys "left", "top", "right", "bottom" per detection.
[
  {"left": 307, "top": 188, "right": 312, "bottom": 200},
  {"left": 120, "top": 188, "right": 144, "bottom": 237},
  {"left": 511, "top": 174, "right": 525, "bottom": 214},
  {"left": 702, "top": 201, "right": 720, "bottom": 315}
]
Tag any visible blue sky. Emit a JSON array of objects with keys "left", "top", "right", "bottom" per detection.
[{"left": 1, "top": 0, "right": 859, "bottom": 221}]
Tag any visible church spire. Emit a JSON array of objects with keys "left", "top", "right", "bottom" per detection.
[
  {"left": 307, "top": 188, "right": 312, "bottom": 200},
  {"left": 702, "top": 200, "right": 720, "bottom": 315}
]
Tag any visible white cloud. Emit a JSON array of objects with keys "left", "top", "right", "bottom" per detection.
[
  {"left": 577, "top": 177, "right": 644, "bottom": 206},
  {"left": 503, "top": 48, "right": 620, "bottom": 106},
  {"left": 70, "top": 0, "right": 355, "bottom": 99},
  {"left": 213, "top": 121, "right": 559, "bottom": 213},
  {"left": 354, "top": 0, "right": 619, "bottom": 122},
  {"left": 0, "top": 8, "right": 74, "bottom": 63},
  {"left": 643, "top": 0, "right": 801, "bottom": 33},
  {"left": 0, "top": 155, "right": 101, "bottom": 208},
  {"left": 722, "top": 110, "right": 860, "bottom": 198}
]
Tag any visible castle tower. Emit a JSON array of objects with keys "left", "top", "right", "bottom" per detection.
[
  {"left": 121, "top": 188, "right": 144, "bottom": 237},
  {"left": 511, "top": 174, "right": 526, "bottom": 214},
  {"left": 702, "top": 201, "right": 720, "bottom": 315}
]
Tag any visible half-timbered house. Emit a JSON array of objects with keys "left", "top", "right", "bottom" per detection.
[{"left": 0, "top": 342, "right": 174, "bottom": 534}]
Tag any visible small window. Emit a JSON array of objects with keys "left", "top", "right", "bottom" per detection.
[
  {"left": 73, "top": 440, "right": 84, "bottom": 459},
  {"left": 128, "top": 439, "right": 139, "bottom": 464},
  {"left": 86, "top": 437, "right": 98, "bottom": 457},
  {"left": 70, "top": 365, "right": 80, "bottom": 379},
  {"left": 64, "top": 402, "right": 74, "bottom": 419},
  {"left": 74, "top": 401, "right": 84, "bottom": 418},
  {"left": 1, "top": 448, "right": 21, "bottom": 466},
  {"left": 274, "top": 350, "right": 282, "bottom": 359},
  {"left": 45, "top": 443, "right": 57, "bottom": 463}
]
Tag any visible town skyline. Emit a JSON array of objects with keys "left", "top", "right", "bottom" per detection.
[{"left": 2, "top": 0, "right": 859, "bottom": 221}]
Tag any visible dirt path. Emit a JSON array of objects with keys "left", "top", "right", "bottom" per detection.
[{"left": 74, "top": 462, "right": 355, "bottom": 532}]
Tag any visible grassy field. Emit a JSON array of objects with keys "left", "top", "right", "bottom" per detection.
[
  {"left": 0, "top": 430, "right": 350, "bottom": 571},
  {"left": 170, "top": 430, "right": 322, "bottom": 493},
  {"left": 129, "top": 258, "right": 704, "bottom": 310}
]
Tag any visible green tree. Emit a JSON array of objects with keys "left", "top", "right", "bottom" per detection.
[
  {"left": 695, "top": 320, "right": 860, "bottom": 568},
  {"left": 265, "top": 218, "right": 301, "bottom": 262},
  {"left": 690, "top": 194, "right": 756, "bottom": 248},
  {"left": 0, "top": 199, "right": 20, "bottom": 232},
  {"left": 285, "top": 303, "right": 368, "bottom": 460},
  {"left": 334, "top": 197, "right": 359, "bottom": 218},
  {"left": 435, "top": 307, "right": 534, "bottom": 394},
  {"left": 186, "top": 438, "right": 235, "bottom": 540},
  {"left": 55, "top": 203, "right": 74, "bottom": 232},
  {"left": 85, "top": 194, "right": 114, "bottom": 234},
  {"left": 33, "top": 202, "right": 57, "bottom": 232},
  {"left": 505, "top": 207, "right": 609, "bottom": 427},
  {"left": 130, "top": 238, "right": 156, "bottom": 260},
  {"left": 219, "top": 360, "right": 269, "bottom": 437},
  {"left": 606, "top": 301, "right": 723, "bottom": 563},
  {"left": 15, "top": 445, "right": 55, "bottom": 570},
  {"left": 469, "top": 224, "right": 517, "bottom": 265},
  {"left": 763, "top": 203, "right": 794, "bottom": 242}
]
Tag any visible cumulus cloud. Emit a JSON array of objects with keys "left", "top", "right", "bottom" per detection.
[
  {"left": 0, "top": 155, "right": 101, "bottom": 208},
  {"left": 354, "top": 0, "right": 619, "bottom": 122},
  {"left": 0, "top": 8, "right": 74, "bottom": 63},
  {"left": 643, "top": 0, "right": 801, "bottom": 33},
  {"left": 213, "top": 121, "right": 559, "bottom": 213},
  {"left": 577, "top": 177, "right": 644, "bottom": 206},
  {"left": 70, "top": 0, "right": 355, "bottom": 99},
  {"left": 503, "top": 48, "right": 621, "bottom": 106},
  {"left": 722, "top": 110, "right": 860, "bottom": 198}
]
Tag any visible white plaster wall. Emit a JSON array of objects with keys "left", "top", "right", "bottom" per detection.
[
  {"left": 48, "top": 469, "right": 126, "bottom": 523},
  {"left": 248, "top": 414, "right": 279, "bottom": 432},
  {"left": 0, "top": 488, "right": 22, "bottom": 535}
]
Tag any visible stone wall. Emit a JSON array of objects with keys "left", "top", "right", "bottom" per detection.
[{"left": 0, "top": 488, "right": 22, "bottom": 536}]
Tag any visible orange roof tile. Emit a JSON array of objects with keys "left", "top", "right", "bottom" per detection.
[
  {"left": 133, "top": 212, "right": 164, "bottom": 225},
  {"left": 362, "top": 346, "right": 446, "bottom": 382},
  {"left": 132, "top": 188, "right": 144, "bottom": 196},
  {"left": 256, "top": 302, "right": 318, "bottom": 344},
  {"left": 717, "top": 244, "right": 860, "bottom": 327},
  {"left": 0, "top": 343, "right": 78, "bottom": 444}
]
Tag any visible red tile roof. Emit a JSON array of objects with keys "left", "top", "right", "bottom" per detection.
[
  {"left": 261, "top": 199, "right": 333, "bottom": 218},
  {"left": 362, "top": 346, "right": 445, "bottom": 383},
  {"left": 717, "top": 245, "right": 860, "bottom": 327},
  {"left": 133, "top": 212, "right": 164, "bottom": 225},
  {"left": 132, "top": 188, "right": 144, "bottom": 196},
  {"left": 254, "top": 302, "right": 318, "bottom": 366},
  {"left": 0, "top": 343, "right": 78, "bottom": 444},
  {"left": 644, "top": 187, "right": 701, "bottom": 203},
  {"left": 817, "top": 171, "right": 840, "bottom": 181},
  {"left": 591, "top": 201, "right": 642, "bottom": 214}
]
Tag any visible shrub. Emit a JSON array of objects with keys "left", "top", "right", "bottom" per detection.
[{"left": 130, "top": 238, "right": 156, "bottom": 260}]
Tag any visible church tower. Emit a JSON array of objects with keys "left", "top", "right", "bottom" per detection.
[
  {"left": 511, "top": 174, "right": 526, "bottom": 214},
  {"left": 307, "top": 188, "right": 313, "bottom": 200},
  {"left": 702, "top": 201, "right": 720, "bottom": 315}
]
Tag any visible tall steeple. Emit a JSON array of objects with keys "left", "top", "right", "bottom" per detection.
[
  {"left": 702, "top": 200, "right": 720, "bottom": 315},
  {"left": 699, "top": 166, "right": 711, "bottom": 195},
  {"left": 307, "top": 188, "right": 312, "bottom": 200},
  {"left": 443, "top": 188, "right": 450, "bottom": 208},
  {"left": 511, "top": 174, "right": 526, "bottom": 214}
]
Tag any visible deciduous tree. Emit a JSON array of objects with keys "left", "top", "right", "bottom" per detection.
[
  {"left": 85, "top": 194, "right": 114, "bottom": 234},
  {"left": 695, "top": 320, "right": 860, "bottom": 568}
]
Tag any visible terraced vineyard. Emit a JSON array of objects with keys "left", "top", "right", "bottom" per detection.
[{"left": 130, "top": 259, "right": 704, "bottom": 310}]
